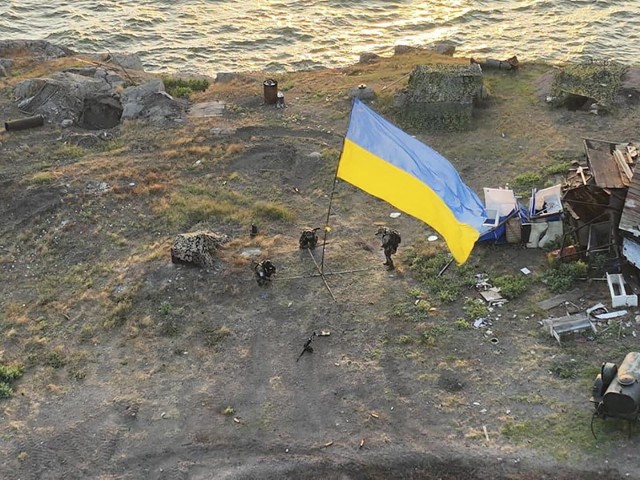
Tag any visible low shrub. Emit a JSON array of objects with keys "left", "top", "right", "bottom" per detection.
[
  {"left": 542, "top": 260, "right": 588, "bottom": 293},
  {"left": 493, "top": 274, "right": 531, "bottom": 300},
  {"left": 162, "top": 77, "right": 210, "bottom": 99}
]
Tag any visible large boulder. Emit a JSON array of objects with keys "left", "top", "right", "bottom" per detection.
[
  {"left": 171, "top": 231, "right": 229, "bottom": 268},
  {"left": 121, "top": 79, "right": 186, "bottom": 123},
  {"left": 14, "top": 72, "right": 121, "bottom": 128},
  {"left": 0, "top": 59, "right": 14, "bottom": 77}
]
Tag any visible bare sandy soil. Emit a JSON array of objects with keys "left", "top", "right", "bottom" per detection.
[{"left": 1, "top": 49, "right": 640, "bottom": 479}]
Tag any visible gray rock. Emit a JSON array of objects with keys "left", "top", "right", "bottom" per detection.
[
  {"left": 215, "top": 72, "right": 238, "bottom": 83},
  {"left": 121, "top": 79, "right": 185, "bottom": 123},
  {"left": 61, "top": 119, "right": 74, "bottom": 128},
  {"left": 348, "top": 85, "right": 376, "bottom": 100},
  {"left": 0, "top": 58, "right": 14, "bottom": 77},
  {"left": 359, "top": 52, "right": 380, "bottom": 64},
  {"left": 13, "top": 72, "right": 118, "bottom": 127},
  {"left": 0, "top": 40, "right": 73, "bottom": 60},
  {"left": 394, "top": 45, "right": 417, "bottom": 55},
  {"left": 429, "top": 41, "right": 456, "bottom": 56}
]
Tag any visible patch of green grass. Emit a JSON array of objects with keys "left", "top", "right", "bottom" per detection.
[
  {"left": 549, "top": 359, "right": 580, "bottom": 379},
  {"left": 407, "top": 251, "right": 473, "bottom": 303},
  {"left": 463, "top": 297, "right": 487, "bottom": 320},
  {"left": 98, "top": 138, "right": 125, "bottom": 152},
  {"left": 419, "top": 324, "right": 449, "bottom": 347},
  {"left": 493, "top": 274, "right": 531, "bottom": 300},
  {"left": 105, "top": 297, "right": 133, "bottom": 329},
  {"left": 0, "top": 363, "right": 23, "bottom": 399},
  {"left": 45, "top": 349, "right": 66, "bottom": 369},
  {"left": 23, "top": 171, "right": 58, "bottom": 185},
  {"left": 542, "top": 260, "right": 588, "bottom": 293},
  {"left": 0, "top": 364, "right": 23, "bottom": 383},
  {"left": 397, "top": 334, "right": 414, "bottom": 345},
  {"left": 159, "top": 301, "right": 173, "bottom": 316},
  {"left": 543, "top": 161, "right": 572, "bottom": 176},
  {"left": 455, "top": 318, "right": 471, "bottom": 330},
  {"left": 223, "top": 406, "right": 235, "bottom": 416},
  {"left": 512, "top": 171, "right": 542, "bottom": 192},
  {"left": 160, "top": 186, "right": 251, "bottom": 226},
  {"left": 253, "top": 201, "right": 294, "bottom": 223},
  {"left": 202, "top": 325, "right": 231, "bottom": 348},
  {"left": 162, "top": 77, "right": 210, "bottom": 98},
  {"left": 500, "top": 409, "right": 607, "bottom": 459},
  {"left": 51, "top": 144, "right": 87, "bottom": 160}
]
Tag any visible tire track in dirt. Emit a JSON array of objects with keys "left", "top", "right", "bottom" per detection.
[{"left": 9, "top": 405, "right": 130, "bottom": 480}]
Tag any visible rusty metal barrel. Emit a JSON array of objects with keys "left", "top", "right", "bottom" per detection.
[
  {"left": 263, "top": 79, "right": 278, "bottom": 105},
  {"left": 4, "top": 115, "right": 45, "bottom": 132}
]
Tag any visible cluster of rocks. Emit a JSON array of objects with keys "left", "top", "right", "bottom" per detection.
[{"left": 1, "top": 40, "right": 187, "bottom": 129}]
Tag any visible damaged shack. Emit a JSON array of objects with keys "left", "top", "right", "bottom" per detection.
[{"left": 561, "top": 139, "right": 639, "bottom": 268}]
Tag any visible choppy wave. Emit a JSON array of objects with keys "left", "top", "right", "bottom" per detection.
[{"left": 0, "top": 0, "right": 638, "bottom": 75}]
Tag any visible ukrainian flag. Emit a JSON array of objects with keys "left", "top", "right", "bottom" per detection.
[{"left": 337, "top": 98, "right": 486, "bottom": 264}]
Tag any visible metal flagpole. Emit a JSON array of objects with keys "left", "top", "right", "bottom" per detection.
[{"left": 319, "top": 133, "right": 346, "bottom": 274}]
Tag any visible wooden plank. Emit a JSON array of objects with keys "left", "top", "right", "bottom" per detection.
[
  {"left": 613, "top": 149, "right": 633, "bottom": 184},
  {"left": 537, "top": 289, "right": 583, "bottom": 310}
]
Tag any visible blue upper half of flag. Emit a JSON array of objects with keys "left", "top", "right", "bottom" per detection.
[{"left": 345, "top": 98, "right": 487, "bottom": 231}]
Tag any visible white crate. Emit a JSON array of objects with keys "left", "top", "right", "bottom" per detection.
[{"left": 606, "top": 273, "right": 638, "bottom": 308}]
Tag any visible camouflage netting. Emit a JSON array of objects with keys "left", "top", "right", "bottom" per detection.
[
  {"left": 550, "top": 61, "right": 629, "bottom": 111},
  {"left": 395, "top": 63, "right": 484, "bottom": 131},
  {"left": 170, "top": 231, "right": 229, "bottom": 268}
]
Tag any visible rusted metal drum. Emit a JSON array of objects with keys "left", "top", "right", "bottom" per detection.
[
  {"left": 4, "top": 114, "right": 45, "bottom": 131},
  {"left": 263, "top": 79, "right": 278, "bottom": 104}
]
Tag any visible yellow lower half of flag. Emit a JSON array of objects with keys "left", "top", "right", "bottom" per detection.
[{"left": 337, "top": 139, "right": 479, "bottom": 264}]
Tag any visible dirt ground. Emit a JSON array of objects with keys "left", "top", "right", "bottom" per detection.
[{"left": 1, "top": 49, "right": 640, "bottom": 479}]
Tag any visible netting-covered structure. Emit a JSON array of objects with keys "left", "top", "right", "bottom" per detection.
[{"left": 395, "top": 63, "right": 484, "bottom": 131}]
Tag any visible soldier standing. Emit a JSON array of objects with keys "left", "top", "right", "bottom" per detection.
[{"left": 375, "top": 227, "right": 401, "bottom": 270}]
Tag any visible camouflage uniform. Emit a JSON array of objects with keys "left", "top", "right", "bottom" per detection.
[
  {"left": 376, "top": 227, "right": 401, "bottom": 270},
  {"left": 254, "top": 260, "right": 276, "bottom": 286},
  {"left": 299, "top": 228, "right": 320, "bottom": 249}
]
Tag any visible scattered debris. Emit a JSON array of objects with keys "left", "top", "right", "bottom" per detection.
[
  {"left": 370, "top": 412, "right": 379, "bottom": 419},
  {"left": 542, "top": 312, "right": 597, "bottom": 344},
  {"left": 359, "top": 438, "right": 365, "bottom": 449}
]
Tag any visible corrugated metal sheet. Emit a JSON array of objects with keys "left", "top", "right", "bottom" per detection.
[
  {"left": 584, "top": 138, "right": 626, "bottom": 188},
  {"left": 619, "top": 170, "right": 640, "bottom": 237}
]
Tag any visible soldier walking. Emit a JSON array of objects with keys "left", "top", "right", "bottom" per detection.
[{"left": 375, "top": 227, "right": 401, "bottom": 270}]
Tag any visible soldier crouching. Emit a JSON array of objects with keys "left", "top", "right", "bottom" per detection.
[{"left": 254, "top": 259, "right": 276, "bottom": 286}]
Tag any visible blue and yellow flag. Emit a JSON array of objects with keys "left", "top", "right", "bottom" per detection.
[{"left": 337, "top": 98, "right": 486, "bottom": 264}]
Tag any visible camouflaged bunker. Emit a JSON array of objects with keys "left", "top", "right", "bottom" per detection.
[
  {"left": 549, "top": 61, "right": 628, "bottom": 113},
  {"left": 394, "top": 63, "right": 484, "bottom": 131}
]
